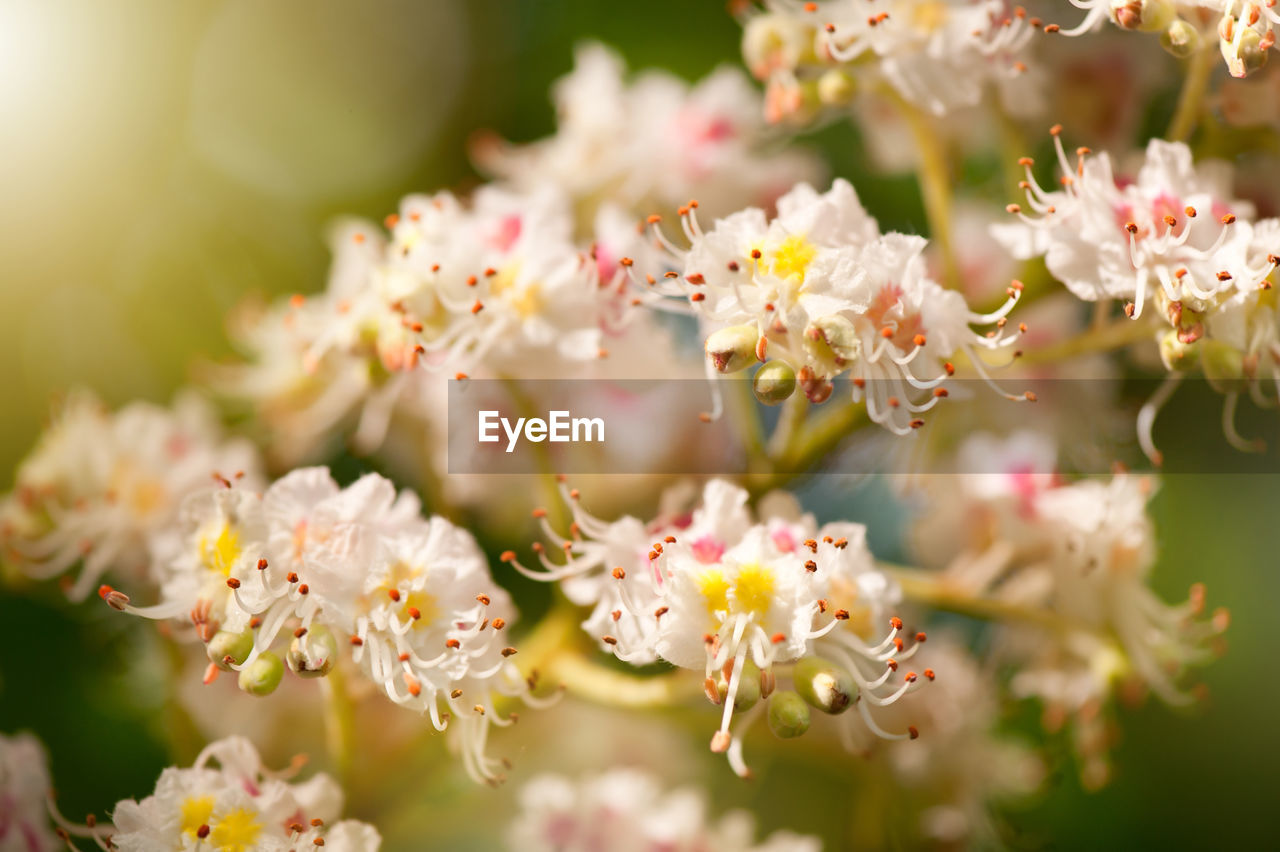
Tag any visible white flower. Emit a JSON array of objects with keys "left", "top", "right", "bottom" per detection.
[
  {"left": 631, "top": 179, "right": 1028, "bottom": 433},
  {"left": 57, "top": 735, "right": 381, "bottom": 852},
  {"left": 741, "top": 1, "right": 1045, "bottom": 122},
  {"left": 995, "top": 134, "right": 1274, "bottom": 320},
  {"left": 0, "top": 732, "right": 58, "bottom": 852},
  {"left": 507, "top": 479, "right": 929, "bottom": 776},
  {"left": 0, "top": 390, "right": 262, "bottom": 600},
  {"left": 506, "top": 768, "right": 822, "bottom": 852},
  {"left": 473, "top": 42, "right": 821, "bottom": 228},
  {"left": 101, "top": 469, "right": 541, "bottom": 785}
]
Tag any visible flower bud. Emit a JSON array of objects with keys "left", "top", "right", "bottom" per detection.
[
  {"left": 238, "top": 651, "right": 284, "bottom": 696},
  {"left": 793, "top": 656, "right": 856, "bottom": 715},
  {"left": 287, "top": 624, "right": 338, "bottom": 678},
  {"left": 207, "top": 629, "right": 254, "bottom": 671},
  {"left": 1161, "top": 19, "right": 1200, "bottom": 58},
  {"left": 705, "top": 325, "right": 760, "bottom": 374},
  {"left": 722, "top": 660, "right": 763, "bottom": 712},
  {"left": 817, "top": 69, "right": 856, "bottom": 106},
  {"left": 753, "top": 360, "right": 797, "bottom": 405},
  {"left": 1221, "top": 25, "right": 1271, "bottom": 78},
  {"left": 767, "top": 690, "right": 811, "bottom": 738},
  {"left": 1158, "top": 328, "right": 1200, "bottom": 372},
  {"left": 1110, "top": 0, "right": 1174, "bottom": 33},
  {"left": 804, "top": 315, "right": 861, "bottom": 366}
]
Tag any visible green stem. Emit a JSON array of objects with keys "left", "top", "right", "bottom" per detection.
[
  {"left": 766, "top": 392, "right": 809, "bottom": 461},
  {"left": 885, "top": 565, "right": 1089, "bottom": 636},
  {"left": 747, "top": 398, "right": 866, "bottom": 494},
  {"left": 728, "top": 377, "right": 769, "bottom": 473},
  {"left": 1015, "top": 316, "right": 1158, "bottom": 367},
  {"left": 546, "top": 652, "right": 699, "bottom": 709},
  {"left": 894, "top": 94, "right": 961, "bottom": 291},
  {"left": 320, "top": 666, "right": 355, "bottom": 785},
  {"left": 1167, "top": 46, "right": 1216, "bottom": 144}
]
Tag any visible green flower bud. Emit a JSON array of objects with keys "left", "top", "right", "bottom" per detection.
[
  {"left": 767, "top": 690, "right": 811, "bottom": 739},
  {"left": 207, "top": 629, "right": 254, "bottom": 671},
  {"left": 753, "top": 361, "right": 797, "bottom": 406},
  {"left": 727, "top": 660, "right": 763, "bottom": 712},
  {"left": 1158, "top": 328, "right": 1200, "bottom": 372},
  {"left": 238, "top": 651, "right": 284, "bottom": 696},
  {"left": 817, "top": 69, "right": 856, "bottom": 106},
  {"left": 804, "top": 314, "right": 860, "bottom": 375},
  {"left": 793, "top": 656, "right": 856, "bottom": 715},
  {"left": 1161, "top": 19, "right": 1200, "bottom": 58},
  {"left": 1222, "top": 26, "right": 1271, "bottom": 77},
  {"left": 287, "top": 624, "right": 338, "bottom": 678},
  {"left": 705, "top": 325, "right": 760, "bottom": 374}
]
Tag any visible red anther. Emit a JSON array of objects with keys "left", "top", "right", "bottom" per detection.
[
  {"left": 933, "top": 387, "right": 949, "bottom": 398},
  {"left": 1049, "top": 123, "right": 1063, "bottom": 135},
  {"left": 532, "top": 508, "right": 548, "bottom": 518},
  {"left": 727, "top": 260, "right": 739, "bottom": 271},
  {"left": 908, "top": 726, "right": 919, "bottom": 739},
  {"left": 1124, "top": 302, "right": 1136, "bottom": 318},
  {"left": 445, "top": 638, "right": 461, "bottom": 649},
  {"left": 664, "top": 535, "right": 676, "bottom": 543},
  {"left": 501, "top": 647, "right": 518, "bottom": 657},
  {"left": 398, "top": 652, "right": 409, "bottom": 662},
  {"left": 569, "top": 488, "right": 581, "bottom": 499},
  {"left": 817, "top": 599, "right": 828, "bottom": 613},
  {"left": 944, "top": 362, "right": 955, "bottom": 375},
  {"left": 833, "top": 538, "right": 848, "bottom": 549},
  {"left": 646, "top": 214, "right": 662, "bottom": 224},
  {"left": 1019, "top": 322, "right": 1028, "bottom": 333},
  {"left": 1185, "top": 206, "right": 1197, "bottom": 217},
  {"left": 1017, "top": 156, "right": 1034, "bottom": 167},
  {"left": 476, "top": 594, "right": 491, "bottom": 606},
  {"left": 611, "top": 609, "right": 621, "bottom": 622},
  {"left": 455, "top": 372, "right": 469, "bottom": 380},
  {"left": 405, "top": 673, "right": 422, "bottom": 696},
  {"left": 350, "top": 635, "right": 363, "bottom": 646},
  {"left": 407, "top": 607, "right": 422, "bottom": 620},
  {"left": 289, "top": 293, "right": 305, "bottom": 309},
  {"left": 226, "top": 578, "right": 241, "bottom": 589},
  {"left": 750, "top": 248, "right": 762, "bottom": 259},
  {"left": 1024, "top": 391, "right": 1038, "bottom": 402},
  {"left": 690, "top": 293, "right": 706, "bottom": 302},
  {"left": 619, "top": 257, "right": 634, "bottom": 267},
  {"left": 771, "top": 632, "right": 787, "bottom": 644},
  {"left": 887, "top": 397, "right": 900, "bottom": 408},
  {"left": 602, "top": 635, "right": 618, "bottom": 645},
  {"left": 531, "top": 542, "right": 545, "bottom": 554},
  {"left": 353, "top": 233, "right": 366, "bottom": 245},
  {"left": 492, "top": 618, "right": 506, "bottom": 630},
  {"left": 890, "top": 616, "right": 903, "bottom": 630},
  {"left": 98, "top": 585, "right": 114, "bottom": 600},
  {"left": 287, "top": 572, "right": 299, "bottom": 583},
  {"left": 651, "top": 542, "right": 663, "bottom": 554},
  {"left": 1217, "top": 271, "right": 1233, "bottom": 281},
  {"left": 909, "top": 419, "right": 925, "bottom": 429},
  {"left": 803, "top": 1, "right": 817, "bottom": 10},
  {"left": 915, "top": 632, "right": 927, "bottom": 642},
  {"left": 1124, "top": 221, "right": 1138, "bottom": 234},
  {"left": 298, "top": 584, "right": 309, "bottom": 595},
  {"left": 384, "top": 213, "right": 399, "bottom": 228},
  {"left": 197, "top": 825, "right": 211, "bottom": 839},
  {"left": 912, "top": 333, "right": 927, "bottom": 347},
  {"left": 686, "top": 273, "right": 705, "bottom": 285},
  {"left": 894, "top": 637, "right": 904, "bottom": 651},
  {"left": 804, "top": 560, "right": 817, "bottom": 572},
  {"left": 500, "top": 550, "right": 515, "bottom": 562},
  {"left": 755, "top": 336, "right": 767, "bottom": 362},
  {"left": 250, "top": 617, "right": 262, "bottom": 629},
  {"left": 1163, "top": 214, "right": 1177, "bottom": 227},
  {"left": 924, "top": 669, "right": 935, "bottom": 680},
  {"left": 1006, "top": 203, "right": 1021, "bottom": 214},
  {"left": 1221, "top": 213, "right": 1237, "bottom": 225},
  {"left": 612, "top": 566, "right": 626, "bottom": 580},
  {"left": 311, "top": 819, "right": 324, "bottom": 828},
  {"left": 834, "top": 609, "right": 850, "bottom": 620},
  {"left": 826, "top": 22, "right": 837, "bottom": 32},
  {"left": 649, "top": 550, "right": 659, "bottom": 561},
  {"left": 887, "top": 659, "right": 899, "bottom": 671},
  {"left": 257, "top": 558, "right": 268, "bottom": 570},
  {"left": 880, "top": 326, "right": 894, "bottom": 338},
  {"left": 905, "top": 672, "right": 918, "bottom": 683},
  {"left": 387, "top": 588, "right": 401, "bottom": 602},
  {"left": 470, "top": 300, "right": 484, "bottom": 314},
  {"left": 654, "top": 606, "right": 669, "bottom": 618},
  {"left": 484, "top": 267, "right": 497, "bottom": 277}
]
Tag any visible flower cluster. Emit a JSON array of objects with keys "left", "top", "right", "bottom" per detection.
[
  {"left": 0, "top": 390, "right": 261, "bottom": 601},
  {"left": 99, "top": 468, "right": 540, "bottom": 784},
  {"left": 473, "top": 41, "right": 821, "bottom": 229},
  {"left": 41, "top": 735, "right": 381, "bottom": 852},
  {"left": 909, "top": 432, "right": 1227, "bottom": 786},
  {"left": 506, "top": 479, "right": 929, "bottom": 776},
  {"left": 507, "top": 767, "right": 821, "bottom": 852},
  {"left": 1054, "top": 1, "right": 1278, "bottom": 77},
  {"left": 738, "top": 0, "right": 1046, "bottom": 122},
  {"left": 996, "top": 133, "right": 1280, "bottom": 458},
  {"left": 632, "top": 179, "right": 1030, "bottom": 433}
]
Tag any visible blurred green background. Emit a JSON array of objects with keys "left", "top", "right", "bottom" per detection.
[{"left": 1, "top": 1, "right": 1275, "bottom": 848}]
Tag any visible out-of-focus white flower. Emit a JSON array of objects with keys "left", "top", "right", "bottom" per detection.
[
  {"left": 100, "top": 469, "right": 544, "bottom": 785},
  {"left": 0, "top": 732, "right": 58, "bottom": 852},
  {"left": 907, "top": 433, "right": 1227, "bottom": 784},
  {"left": 50, "top": 736, "right": 379, "bottom": 852},
  {"left": 739, "top": 1, "right": 1046, "bottom": 123},
  {"left": 631, "top": 180, "right": 1029, "bottom": 433},
  {"left": 506, "top": 768, "right": 822, "bottom": 852},
  {"left": 506, "top": 479, "right": 929, "bottom": 776},
  {"left": 0, "top": 390, "right": 262, "bottom": 601},
  {"left": 473, "top": 42, "right": 822, "bottom": 230},
  {"left": 1049, "top": 1, "right": 1277, "bottom": 78}
]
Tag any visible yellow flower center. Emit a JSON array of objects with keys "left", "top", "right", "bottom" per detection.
[
  {"left": 768, "top": 234, "right": 817, "bottom": 282},
  {"left": 180, "top": 796, "right": 215, "bottom": 837},
  {"left": 208, "top": 808, "right": 263, "bottom": 852},
  {"left": 696, "top": 568, "right": 731, "bottom": 617},
  {"left": 199, "top": 523, "right": 242, "bottom": 576},
  {"left": 489, "top": 264, "right": 542, "bottom": 318},
  {"left": 732, "top": 562, "right": 775, "bottom": 617},
  {"left": 906, "top": 0, "right": 948, "bottom": 34}
]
